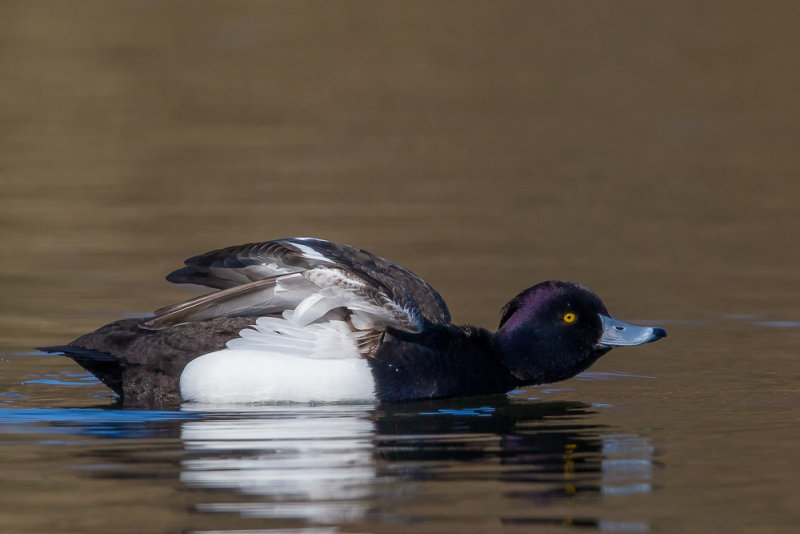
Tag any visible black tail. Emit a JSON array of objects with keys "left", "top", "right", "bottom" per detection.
[{"left": 37, "top": 345, "right": 123, "bottom": 398}]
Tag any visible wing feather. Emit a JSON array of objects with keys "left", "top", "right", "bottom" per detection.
[
  {"left": 145, "top": 238, "right": 448, "bottom": 344},
  {"left": 142, "top": 273, "right": 314, "bottom": 330},
  {"left": 164, "top": 238, "right": 450, "bottom": 325},
  {"left": 164, "top": 240, "right": 331, "bottom": 289},
  {"left": 225, "top": 315, "right": 372, "bottom": 359}
]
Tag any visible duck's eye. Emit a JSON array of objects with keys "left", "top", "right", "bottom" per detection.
[{"left": 563, "top": 312, "right": 577, "bottom": 324}]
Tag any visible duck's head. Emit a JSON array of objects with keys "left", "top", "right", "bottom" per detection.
[{"left": 495, "top": 280, "right": 666, "bottom": 385}]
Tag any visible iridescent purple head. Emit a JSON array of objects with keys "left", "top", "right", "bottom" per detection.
[{"left": 495, "top": 281, "right": 666, "bottom": 385}]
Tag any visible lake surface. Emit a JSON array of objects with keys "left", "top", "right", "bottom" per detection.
[{"left": 1, "top": 2, "right": 799, "bottom": 533}]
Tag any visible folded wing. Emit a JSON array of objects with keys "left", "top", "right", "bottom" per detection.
[{"left": 142, "top": 238, "right": 450, "bottom": 337}]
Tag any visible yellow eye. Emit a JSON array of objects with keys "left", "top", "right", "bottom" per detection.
[{"left": 563, "top": 312, "right": 577, "bottom": 324}]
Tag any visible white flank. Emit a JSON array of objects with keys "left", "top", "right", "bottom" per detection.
[
  {"left": 180, "top": 307, "right": 379, "bottom": 403},
  {"left": 180, "top": 349, "right": 376, "bottom": 403}
]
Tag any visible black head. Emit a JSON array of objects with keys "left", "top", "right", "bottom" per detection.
[{"left": 495, "top": 281, "right": 666, "bottom": 385}]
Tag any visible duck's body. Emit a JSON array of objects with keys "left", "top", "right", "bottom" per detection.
[{"left": 39, "top": 238, "right": 666, "bottom": 408}]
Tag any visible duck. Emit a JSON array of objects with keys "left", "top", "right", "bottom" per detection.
[{"left": 38, "top": 237, "right": 666, "bottom": 408}]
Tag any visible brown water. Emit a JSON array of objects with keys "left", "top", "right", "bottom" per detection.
[{"left": 1, "top": 2, "right": 799, "bottom": 533}]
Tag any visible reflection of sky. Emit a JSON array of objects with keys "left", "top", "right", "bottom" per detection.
[
  {"left": 178, "top": 403, "right": 656, "bottom": 530},
  {"left": 601, "top": 434, "right": 654, "bottom": 496}
]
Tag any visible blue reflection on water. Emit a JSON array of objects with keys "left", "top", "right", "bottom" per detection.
[
  {"left": 755, "top": 321, "right": 800, "bottom": 327},
  {"left": 0, "top": 407, "right": 199, "bottom": 439},
  {"left": 419, "top": 406, "right": 495, "bottom": 417},
  {"left": 24, "top": 379, "right": 95, "bottom": 386}
]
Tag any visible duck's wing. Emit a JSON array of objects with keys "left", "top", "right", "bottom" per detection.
[
  {"left": 149, "top": 238, "right": 450, "bottom": 324},
  {"left": 162, "top": 239, "right": 329, "bottom": 289},
  {"left": 142, "top": 238, "right": 450, "bottom": 331}
]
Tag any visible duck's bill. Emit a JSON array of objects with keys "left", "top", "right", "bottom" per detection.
[{"left": 597, "top": 315, "right": 667, "bottom": 348}]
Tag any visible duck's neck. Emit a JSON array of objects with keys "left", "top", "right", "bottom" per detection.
[
  {"left": 494, "top": 324, "right": 550, "bottom": 384},
  {"left": 369, "top": 324, "right": 519, "bottom": 402},
  {"left": 494, "top": 323, "right": 609, "bottom": 385}
]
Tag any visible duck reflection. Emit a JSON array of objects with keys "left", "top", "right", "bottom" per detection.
[
  {"left": 179, "top": 398, "right": 654, "bottom": 530},
  {"left": 375, "top": 398, "right": 653, "bottom": 500},
  {"left": 180, "top": 404, "right": 376, "bottom": 524}
]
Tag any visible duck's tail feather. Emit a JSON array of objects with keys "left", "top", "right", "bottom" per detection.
[
  {"left": 37, "top": 345, "right": 118, "bottom": 361},
  {"left": 36, "top": 345, "right": 123, "bottom": 397}
]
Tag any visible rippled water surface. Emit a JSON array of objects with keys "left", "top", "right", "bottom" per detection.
[{"left": 2, "top": 2, "right": 800, "bottom": 533}]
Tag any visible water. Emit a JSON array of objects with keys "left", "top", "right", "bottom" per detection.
[
  {"left": 2, "top": 2, "right": 800, "bottom": 533},
  {"left": 0, "top": 383, "right": 663, "bottom": 533}
]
